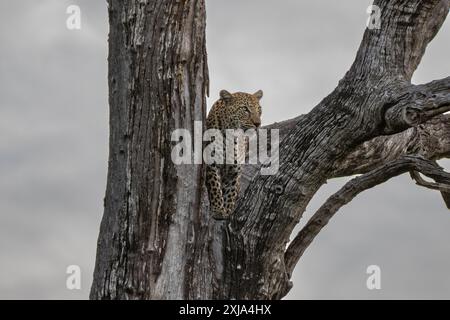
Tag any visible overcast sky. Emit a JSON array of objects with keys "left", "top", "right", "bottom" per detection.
[{"left": 0, "top": 0, "right": 449, "bottom": 299}]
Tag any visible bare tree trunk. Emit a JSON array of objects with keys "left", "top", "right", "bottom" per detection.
[
  {"left": 91, "top": 0, "right": 450, "bottom": 300},
  {"left": 90, "top": 0, "right": 211, "bottom": 299}
]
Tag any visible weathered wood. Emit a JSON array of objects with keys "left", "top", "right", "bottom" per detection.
[
  {"left": 241, "top": 114, "right": 450, "bottom": 189},
  {"left": 284, "top": 155, "right": 450, "bottom": 275},
  {"left": 223, "top": 0, "right": 450, "bottom": 299},
  {"left": 91, "top": 0, "right": 450, "bottom": 300},
  {"left": 90, "top": 0, "right": 210, "bottom": 299}
]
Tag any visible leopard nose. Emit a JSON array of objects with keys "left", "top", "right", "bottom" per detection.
[{"left": 254, "top": 120, "right": 261, "bottom": 127}]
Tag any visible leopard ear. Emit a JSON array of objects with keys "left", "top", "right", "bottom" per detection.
[
  {"left": 253, "top": 90, "right": 263, "bottom": 100},
  {"left": 220, "top": 90, "right": 233, "bottom": 102}
]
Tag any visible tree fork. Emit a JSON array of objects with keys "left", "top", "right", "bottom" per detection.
[{"left": 91, "top": 0, "right": 450, "bottom": 300}]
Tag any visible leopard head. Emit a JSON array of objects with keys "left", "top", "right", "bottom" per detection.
[{"left": 219, "top": 89, "right": 263, "bottom": 130}]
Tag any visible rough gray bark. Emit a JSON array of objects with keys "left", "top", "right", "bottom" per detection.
[
  {"left": 90, "top": 0, "right": 209, "bottom": 299},
  {"left": 241, "top": 113, "right": 450, "bottom": 208},
  {"left": 91, "top": 0, "right": 450, "bottom": 299}
]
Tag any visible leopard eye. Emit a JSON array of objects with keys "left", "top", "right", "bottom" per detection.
[{"left": 245, "top": 106, "right": 252, "bottom": 114}]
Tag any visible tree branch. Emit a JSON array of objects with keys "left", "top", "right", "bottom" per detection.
[
  {"left": 441, "top": 192, "right": 450, "bottom": 209},
  {"left": 227, "top": 1, "right": 450, "bottom": 298},
  {"left": 284, "top": 155, "right": 450, "bottom": 275},
  {"left": 331, "top": 114, "right": 450, "bottom": 177},
  {"left": 383, "top": 77, "right": 450, "bottom": 134},
  {"left": 410, "top": 170, "right": 450, "bottom": 192},
  {"left": 241, "top": 114, "right": 450, "bottom": 193},
  {"left": 410, "top": 170, "right": 450, "bottom": 209}
]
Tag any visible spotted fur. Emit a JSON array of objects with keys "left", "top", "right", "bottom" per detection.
[{"left": 206, "top": 90, "right": 263, "bottom": 220}]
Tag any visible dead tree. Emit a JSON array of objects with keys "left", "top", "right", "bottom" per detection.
[{"left": 90, "top": 0, "right": 450, "bottom": 299}]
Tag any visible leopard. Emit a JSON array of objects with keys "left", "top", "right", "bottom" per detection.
[{"left": 205, "top": 89, "right": 263, "bottom": 220}]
